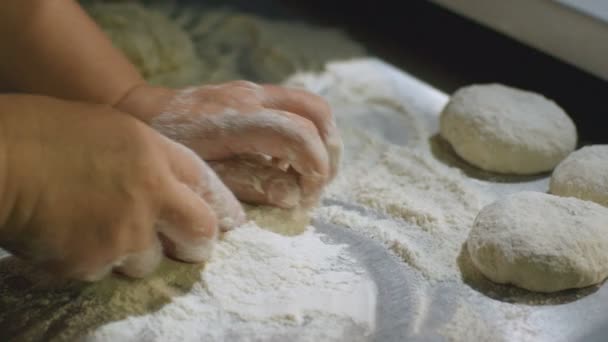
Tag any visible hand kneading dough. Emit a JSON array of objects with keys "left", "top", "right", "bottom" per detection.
[
  {"left": 550, "top": 145, "right": 608, "bottom": 207},
  {"left": 440, "top": 84, "right": 577, "bottom": 174},
  {"left": 467, "top": 191, "right": 608, "bottom": 292}
]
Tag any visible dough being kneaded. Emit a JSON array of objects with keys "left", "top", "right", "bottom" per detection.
[
  {"left": 467, "top": 191, "right": 608, "bottom": 292},
  {"left": 550, "top": 145, "right": 608, "bottom": 207},
  {"left": 440, "top": 84, "right": 577, "bottom": 174}
]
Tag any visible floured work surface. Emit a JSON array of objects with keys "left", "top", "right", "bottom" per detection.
[
  {"left": 289, "top": 59, "right": 608, "bottom": 342},
  {"left": 1, "top": 2, "right": 608, "bottom": 341}
]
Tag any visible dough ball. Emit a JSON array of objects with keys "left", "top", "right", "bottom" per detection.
[
  {"left": 86, "top": 3, "right": 203, "bottom": 87},
  {"left": 550, "top": 145, "right": 608, "bottom": 207},
  {"left": 467, "top": 191, "right": 608, "bottom": 292},
  {"left": 244, "top": 205, "right": 310, "bottom": 236},
  {"left": 440, "top": 84, "right": 577, "bottom": 174}
]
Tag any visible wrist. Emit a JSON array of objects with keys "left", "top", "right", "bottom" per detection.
[{"left": 114, "top": 83, "right": 174, "bottom": 124}]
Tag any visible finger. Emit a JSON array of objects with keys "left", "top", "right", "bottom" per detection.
[
  {"left": 114, "top": 237, "right": 163, "bottom": 278},
  {"left": 41, "top": 254, "right": 124, "bottom": 282},
  {"left": 208, "top": 156, "right": 301, "bottom": 209},
  {"left": 31, "top": 228, "right": 145, "bottom": 282},
  {"left": 157, "top": 180, "right": 219, "bottom": 263},
  {"left": 163, "top": 139, "right": 246, "bottom": 231},
  {"left": 205, "top": 109, "right": 329, "bottom": 206},
  {"left": 262, "top": 85, "right": 343, "bottom": 181}
]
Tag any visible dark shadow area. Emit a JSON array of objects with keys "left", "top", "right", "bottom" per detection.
[
  {"left": 0, "top": 256, "right": 202, "bottom": 341},
  {"left": 457, "top": 243, "right": 600, "bottom": 305},
  {"left": 429, "top": 134, "right": 550, "bottom": 183}
]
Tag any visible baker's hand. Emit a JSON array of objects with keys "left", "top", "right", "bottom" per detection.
[
  {"left": 0, "top": 95, "right": 245, "bottom": 281},
  {"left": 116, "top": 81, "right": 342, "bottom": 208}
]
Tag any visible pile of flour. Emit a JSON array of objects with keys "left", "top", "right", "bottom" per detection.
[
  {"left": 0, "top": 225, "right": 376, "bottom": 341},
  {"left": 87, "top": 225, "right": 376, "bottom": 341}
]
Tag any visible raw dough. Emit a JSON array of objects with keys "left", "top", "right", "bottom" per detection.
[
  {"left": 245, "top": 205, "right": 310, "bottom": 236},
  {"left": 550, "top": 145, "right": 608, "bottom": 207},
  {"left": 87, "top": 2, "right": 365, "bottom": 86},
  {"left": 86, "top": 3, "right": 204, "bottom": 87},
  {"left": 467, "top": 191, "right": 608, "bottom": 292},
  {"left": 184, "top": 10, "right": 366, "bottom": 83},
  {"left": 440, "top": 84, "right": 577, "bottom": 174}
]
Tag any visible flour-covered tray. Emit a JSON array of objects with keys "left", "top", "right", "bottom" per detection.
[{"left": 304, "top": 59, "right": 608, "bottom": 342}]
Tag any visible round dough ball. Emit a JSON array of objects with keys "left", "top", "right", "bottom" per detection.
[
  {"left": 467, "top": 191, "right": 608, "bottom": 292},
  {"left": 440, "top": 84, "right": 577, "bottom": 174},
  {"left": 86, "top": 3, "right": 203, "bottom": 87},
  {"left": 550, "top": 145, "right": 608, "bottom": 207}
]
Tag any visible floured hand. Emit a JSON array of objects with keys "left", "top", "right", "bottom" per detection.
[
  {"left": 0, "top": 95, "right": 245, "bottom": 281},
  {"left": 116, "top": 81, "right": 342, "bottom": 208}
]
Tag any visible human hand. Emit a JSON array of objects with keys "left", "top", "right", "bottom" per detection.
[
  {"left": 116, "top": 81, "right": 342, "bottom": 208},
  {"left": 0, "top": 95, "right": 245, "bottom": 281}
]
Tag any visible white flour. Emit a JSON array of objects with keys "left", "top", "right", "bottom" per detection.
[
  {"left": 87, "top": 224, "right": 376, "bottom": 341},
  {"left": 0, "top": 224, "right": 376, "bottom": 341}
]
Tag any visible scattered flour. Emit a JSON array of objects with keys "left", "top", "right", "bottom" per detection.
[
  {"left": 439, "top": 299, "right": 537, "bottom": 342},
  {"left": 439, "top": 301, "right": 496, "bottom": 342},
  {"left": 0, "top": 225, "right": 376, "bottom": 341},
  {"left": 87, "top": 224, "right": 376, "bottom": 341},
  {"left": 288, "top": 61, "right": 495, "bottom": 282}
]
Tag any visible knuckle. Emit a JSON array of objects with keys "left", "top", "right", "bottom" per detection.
[
  {"left": 293, "top": 115, "right": 319, "bottom": 135},
  {"left": 314, "top": 100, "right": 334, "bottom": 124},
  {"left": 137, "top": 167, "right": 166, "bottom": 192}
]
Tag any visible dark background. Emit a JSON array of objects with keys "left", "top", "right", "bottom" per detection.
[{"left": 278, "top": 1, "right": 607, "bottom": 144}]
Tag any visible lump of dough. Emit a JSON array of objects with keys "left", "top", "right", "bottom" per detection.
[
  {"left": 184, "top": 10, "right": 366, "bottom": 83},
  {"left": 244, "top": 204, "right": 310, "bottom": 236},
  {"left": 467, "top": 191, "right": 608, "bottom": 292},
  {"left": 86, "top": 3, "right": 203, "bottom": 87},
  {"left": 550, "top": 145, "right": 608, "bottom": 207},
  {"left": 440, "top": 84, "right": 577, "bottom": 174}
]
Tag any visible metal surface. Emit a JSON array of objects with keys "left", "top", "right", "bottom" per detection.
[{"left": 315, "top": 220, "right": 416, "bottom": 342}]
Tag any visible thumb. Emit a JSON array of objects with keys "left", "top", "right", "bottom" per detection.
[
  {"left": 164, "top": 139, "right": 246, "bottom": 232},
  {"left": 157, "top": 180, "right": 219, "bottom": 263}
]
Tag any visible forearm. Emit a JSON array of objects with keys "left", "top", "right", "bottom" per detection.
[{"left": 0, "top": 0, "right": 144, "bottom": 105}]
